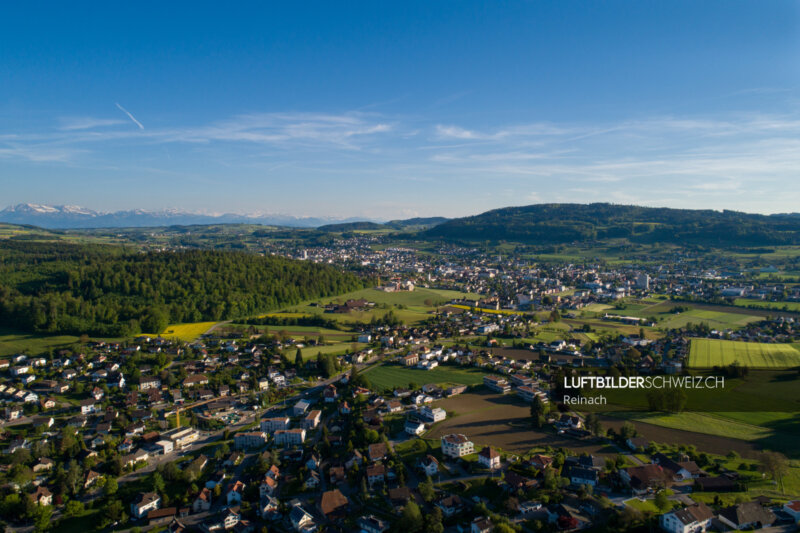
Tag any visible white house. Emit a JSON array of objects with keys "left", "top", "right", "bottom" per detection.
[
  {"left": 477, "top": 447, "right": 501, "bottom": 470},
  {"left": 405, "top": 420, "right": 426, "bottom": 436},
  {"left": 441, "top": 434, "right": 474, "bottom": 458},
  {"left": 274, "top": 428, "right": 306, "bottom": 446},
  {"left": 420, "top": 406, "right": 446, "bottom": 422},
  {"left": 131, "top": 492, "right": 161, "bottom": 519},
  {"left": 660, "top": 503, "right": 714, "bottom": 533},
  {"left": 261, "top": 417, "right": 290, "bottom": 433},
  {"left": 420, "top": 455, "right": 439, "bottom": 477}
]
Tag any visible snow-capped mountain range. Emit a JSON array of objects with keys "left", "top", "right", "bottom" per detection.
[{"left": 0, "top": 203, "right": 375, "bottom": 229}]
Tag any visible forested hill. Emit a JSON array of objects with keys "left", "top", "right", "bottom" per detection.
[
  {"left": 0, "top": 242, "right": 366, "bottom": 337},
  {"left": 423, "top": 203, "right": 800, "bottom": 246}
]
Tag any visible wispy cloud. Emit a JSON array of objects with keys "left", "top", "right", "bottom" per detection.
[
  {"left": 3, "top": 108, "right": 800, "bottom": 213},
  {"left": 59, "top": 117, "right": 126, "bottom": 131},
  {"left": 115, "top": 103, "right": 145, "bottom": 130}
]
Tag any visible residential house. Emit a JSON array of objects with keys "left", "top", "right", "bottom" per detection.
[
  {"left": 318, "top": 489, "right": 349, "bottom": 521},
  {"left": 718, "top": 501, "right": 776, "bottom": 530},
  {"left": 131, "top": 492, "right": 161, "bottom": 519},
  {"left": 660, "top": 502, "right": 714, "bottom": 533},
  {"left": 441, "top": 434, "right": 474, "bottom": 458},
  {"left": 193, "top": 488, "right": 212, "bottom": 513},
  {"left": 226, "top": 480, "right": 246, "bottom": 505},
  {"left": 289, "top": 504, "right": 317, "bottom": 533},
  {"left": 30, "top": 486, "right": 52, "bottom": 506},
  {"left": 366, "top": 464, "right": 386, "bottom": 487},
  {"left": 234, "top": 432, "right": 268, "bottom": 450},
  {"left": 274, "top": 428, "right": 306, "bottom": 446},
  {"left": 302, "top": 410, "right": 321, "bottom": 430},
  {"left": 477, "top": 446, "right": 500, "bottom": 470}
]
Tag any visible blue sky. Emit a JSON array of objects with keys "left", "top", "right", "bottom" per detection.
[{"left": 1, "top": 1, "right": 799, "bottom": 219}]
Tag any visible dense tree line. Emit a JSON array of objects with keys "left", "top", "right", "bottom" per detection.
[
  {"left": 424, "top": 203, "right": 800, "bottom": 246},
  {"left": 243, "top": 314, "right": 340, "bottom": 329},
  {"left": 0, "top": 241, "right": 366, "bottom": 336}
]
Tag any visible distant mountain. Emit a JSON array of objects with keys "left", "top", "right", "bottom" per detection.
[
  {"left": 317, "top": 217, "right": 449, "bottom": 233},
  {"left": 317, "top": 221, "right": 385, "bottom": 232},
  {"left": 0, "top": 203, "right": 376, "bottom": 229},
  {"left": 423, "top": 203, "right": 800, "bottom": 246},
  {"left": 385, "top": 217, "right": 449, "bottom": 229}
]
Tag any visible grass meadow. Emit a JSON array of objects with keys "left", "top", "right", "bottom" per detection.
[{"left": 689, "top": 338, "right": 800, "bottom": 368}]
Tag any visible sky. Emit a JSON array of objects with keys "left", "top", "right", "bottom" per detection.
[{"left": 1, "top": 1, "right": 799, "bottom": 219}]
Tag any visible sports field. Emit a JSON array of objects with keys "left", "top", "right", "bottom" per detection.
[
  {"left": 362, "top": 363, "right": 486, "bottom": 391},
  {"left": 688, "top": 338, "right": 800, "bottom": 369}
]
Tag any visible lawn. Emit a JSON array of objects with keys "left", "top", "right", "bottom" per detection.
[
  {"left": 283, "top": 342, "right": 367, "bottom": 360},
  {"left": 689, "top": 338, "right": 800, "bottom": 369},
  {"left": 362, "top": 363, "right": 487, "bottom": 390}
]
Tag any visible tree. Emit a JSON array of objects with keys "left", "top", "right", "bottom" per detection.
[
  {"left": 759, "top": 451, "right": 789, "bottom": 493},
  {"left": 142, "top": 306, "right": 169, "bottom": 335},
  {"left": 530, "top": 395, "right": 548, "bottom": 428},
  {"left": 65, "top": 500, "right": 84, "bottom": 517},
  {"left": 424, "top": 506, "right": 444, "bottom": 533},
  {"left": 295, "top": 348, "right": 303, "bottom": 367},
  {"left": 105, "top": 476, "right": 118, "bottom": 496},
  {"left": 620, "top": 421, "right": 637, "bottom": 440},
  {"left": 31, "top": 504, "right": 52, "bottom": 533},
  {"left": 654, "top": 490, "right": 670, "bottom": 512},
  {"left": 395, "top": 501, "right": 424, "bottom": 532},
  {"left": 103, "top": 499, "right": 125, "bottom": 526},
  {"left": 152, "top": 471, "right": 166, "bottom": 495},
  {"left": 584, "top": 413, "right": 602, "bottom": 436},
  {"left": 493, "top": 524, "right": 515, "bottom": 533},
  {"left": 418, "top": 476, "right": 435, "bottom": 502}
]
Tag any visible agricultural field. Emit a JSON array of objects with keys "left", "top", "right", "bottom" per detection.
[
  {"left": 734, "top": 299, "right": 800, "bottom": 312},
  {"left": 604, "top": 410, "right": 800, "bottom": 459},
  {"left": 425, "top": 389, "right": 618, "bottom": 456},
  {"left": 0, "top": 329, "right": 86, "bottom": 357},
  {"left": 689, "top": 338, "right": 800, "bottom": 369},
  {"left": 361, "top": 362, "right": 487, "bottom": 391},
  {"left": 273, "top": 287, "right": 481, "bottom": 326},
  {"left": 593, "top": 299, "right": 764, "bottom": 331},
  {"left": 159, "top": 321, "right": 218, "bottom": 341}
]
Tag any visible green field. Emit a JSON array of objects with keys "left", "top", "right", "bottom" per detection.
[
  {"left": 625, "top": 412, "right": 773, "bottom": 441},
  {"left": 275, "top": 287, "right": 482, "bottom": 326},
  {"left": 362, "top": 363, "right": 487, "bottom": 390},
  {"left": 596, "top": 300, "right": 763, "bottom": 331},
  {"left": 689, "top": 338, "right": 800, "bottom": 368},
  {"left": 734, "top": 299, "right": 800, "bottom": 312},
  {"left": 282, "top": 341, "right": 367, "bottom": 360},
  {"left": 0, "top": 329, "right": 97, "bottom": 356}
]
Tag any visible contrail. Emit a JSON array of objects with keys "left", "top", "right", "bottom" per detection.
[{"left": 115, "top": 102, "right": 144, "bottom": 130}]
